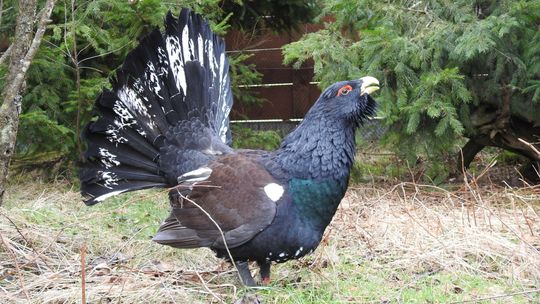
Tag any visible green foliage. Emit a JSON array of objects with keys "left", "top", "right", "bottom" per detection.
[
  {"left": 283, "top": 0, "right": 540, "bottom": 177},
  {"left": 221, "top": 0, "right": 319, "bottom": 32},
  {"left": 231, "top": 125, "right": 282, "bottom": 150},
  {"left": 228, "top": 53, "right": 264, "bottom": 106},
  {"left": 0, "top": 0, "right": 17, "bottom": 37},
  {"left": 17, "top": 110, "right": 74, "bottom": 157}
]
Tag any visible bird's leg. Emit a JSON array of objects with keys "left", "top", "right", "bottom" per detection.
[
  {"left": 258, "top": 261, "right": 271, "bottom": 285},
  {"left": 236, "top": 261, "right": 256, "bottom": 287}
]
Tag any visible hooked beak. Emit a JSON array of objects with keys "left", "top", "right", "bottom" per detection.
[{"left": 359, "top": 76, "right": 380, "bottom": 96}]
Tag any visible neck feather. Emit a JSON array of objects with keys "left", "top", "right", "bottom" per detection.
[{"left": 275, "top": 116, "right": 356, "bottom": 180}]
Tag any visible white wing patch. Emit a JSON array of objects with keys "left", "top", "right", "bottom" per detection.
[
  {"left": 182, "top": 25, "right": 192, "bottom": 61},
  {"left": 105, "top": 125, "right": 128, "bottom": 145},
  {"left": 145, "top": 62, "right": 164, "bottom": 101},
  {"left": 217, "top": 52, "right": 231, "bottom": 143},
  {"left": 264, "top": 183, "right": 284, "bottom": 202}
]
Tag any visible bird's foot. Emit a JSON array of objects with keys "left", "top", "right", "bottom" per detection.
[
  {"left": 258, "top": 260, "right": 271, "bottom": 285},
  {"left": 236, "top": 261, "right": 257, "bottom": 287}
]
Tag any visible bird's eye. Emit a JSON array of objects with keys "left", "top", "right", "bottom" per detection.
[{"left": 337, "top": 85, "right": 352, "bottom": 97}]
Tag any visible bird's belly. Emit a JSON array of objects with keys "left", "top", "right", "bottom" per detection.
[
  {"left": 256, "top": 224, "right": 322, "bottom": 263},
  {"left": 216, "top": 211, "right": 324, "bottom": 263}
]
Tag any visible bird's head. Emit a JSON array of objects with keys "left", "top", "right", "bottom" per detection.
[
  {"left": 307, "top": 76, "right": 380, "bottom": 126},
  {"left": 276, "top": 77, "right": 380, "bottom": 179}
]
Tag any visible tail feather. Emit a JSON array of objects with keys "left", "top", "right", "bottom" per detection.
[
  {"left": 164, "top": 11, "right": 232, "bottom": 142},
  {"left": 83, "top": 134, "right": 158, "bottom": 172},
  {"left": 80, "top": 8, "right": 232, "bottom": 205},
  {"left": 85, "top": 106, "right": 162, "bottom": 160},
  {"left": 80, "top": 180, "right": 166, "bottom": 205}
]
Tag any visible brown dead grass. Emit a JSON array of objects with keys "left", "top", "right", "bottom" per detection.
[
  {"left": 0, "top": 176, "right": 539, "bottom": 303},
  {"left": 336, "top": 182, "right": 540, "bottom": 280}
]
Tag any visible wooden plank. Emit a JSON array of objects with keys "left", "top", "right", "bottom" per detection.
[{"left": 226, "top": 23, "right": 324, "bottom": 120}]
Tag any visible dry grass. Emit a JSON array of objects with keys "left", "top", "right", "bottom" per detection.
[
  {"left": 0, "top": 176, "right": 539, "bottom": 303},
  {"left": 341, "top": 182, "right": 540, "bottom": 278}
]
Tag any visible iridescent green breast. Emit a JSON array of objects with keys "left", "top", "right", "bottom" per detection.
[{"left": 288, "top": 177, "right": 348, "bottom": 229}]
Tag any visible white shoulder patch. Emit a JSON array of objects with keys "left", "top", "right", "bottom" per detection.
[
  {"left": 264, "top": 183, "right": 284, "bottom": 202},
  {"left": 178, "top": 167, "right": 212, "bottom": 183}
]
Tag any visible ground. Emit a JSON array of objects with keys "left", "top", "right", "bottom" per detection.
[{"left": 0, "top": 169, "right": 539, "bottom": 303}]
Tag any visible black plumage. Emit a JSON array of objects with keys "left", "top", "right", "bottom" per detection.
[{"left": 79, "top": 8, "right": 379, "bottom": 286}]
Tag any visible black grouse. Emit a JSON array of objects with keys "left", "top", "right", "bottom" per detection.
[{"left": 79, "top": 8, "right": 379, "bottom": 286}]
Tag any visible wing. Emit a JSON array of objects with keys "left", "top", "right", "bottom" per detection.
[{"left": 152, "top": 153, "right": 280, "bottom": 249}]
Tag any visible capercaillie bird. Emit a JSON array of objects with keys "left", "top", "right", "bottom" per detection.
[{"left": 79, "top": 8, "right": 379, "bottom": 286}]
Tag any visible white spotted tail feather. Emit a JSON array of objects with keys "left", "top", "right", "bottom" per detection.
[{"left": 79, "top": 9, "right": 233, "bottom": 205}]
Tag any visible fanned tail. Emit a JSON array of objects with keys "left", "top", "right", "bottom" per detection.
[{"left": 80, "top": 9, "right": 232, "bottom": 205}]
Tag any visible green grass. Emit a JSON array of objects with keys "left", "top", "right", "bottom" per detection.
[
  {"left": 245, "top": 254, "right": 538, "bottom": 304},
  {"left": 242, "top": 263, "right": 539, "bottom": 303},
  {"left": 89, "top": 192, "right": 169, "bottom": 240}
]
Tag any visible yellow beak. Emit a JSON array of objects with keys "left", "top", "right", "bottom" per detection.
[{"left": 360, "top": 76, "right": 380, "bottom": 95}]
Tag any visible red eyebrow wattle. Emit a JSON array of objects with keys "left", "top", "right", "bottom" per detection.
[{"left": 337, "top": 85, "right": 353, "bottom": 96}]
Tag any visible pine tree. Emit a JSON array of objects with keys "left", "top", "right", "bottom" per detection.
[{"left": 283, "top": 0, "right": 540, "bottom": 182}]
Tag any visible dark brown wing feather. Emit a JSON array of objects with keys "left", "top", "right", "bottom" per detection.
[{"left": 153, "top": 153, "right": 278, "bottom": 249}]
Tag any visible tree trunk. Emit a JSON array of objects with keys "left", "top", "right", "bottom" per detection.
[
  {"left": 457, "top": 138, "right": 485, "bottom": 173},
  {"left": 460, "top": 102, "right": 540, "bottom": 183},
  {"left": 0, "top": 0, "right": 56, "bottom": 205}
]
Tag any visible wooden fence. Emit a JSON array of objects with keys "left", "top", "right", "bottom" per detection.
[{"left": 226, "top": 24, "right": 323, "bottom": 121}]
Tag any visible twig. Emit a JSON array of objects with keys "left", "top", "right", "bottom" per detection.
[
  {"left": 70, "top": 0, "right": 83, "bottom": 159},
  {"left": 0, "top": 211, "right": 51, "bottom": 269},
  {"left": 111, "top": 224, "right": 149, "bottom": 262},
  {"left": 173, "top": 186, "right": 240, "bottom": 283},
  {"left": 77, "top": 42, "right": 132, "bottom": 64},
  {"left": 474, "top": 203, "right": 540, "bottom": 256},
  {"left": 0, "top": 232, "right": 30, "bottom": 301},
  {"left": 194, "top": 271, "right": 224, "bottom": 303},
  {"left": 470, "top": 159, "right": 497, "bottom": 187},
  {"left": 518, "top": 138, "right": 540, "bottom": 158},
  {"left": 80, "top": 243, "right": 86, "bottom": 304}
]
